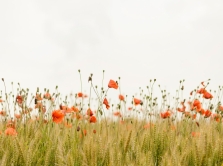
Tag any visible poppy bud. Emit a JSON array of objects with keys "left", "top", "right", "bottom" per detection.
[
  {"left": 77, "top": 126, "right": 80, "bottom": 132},
  {"left": 140, "top": 101, "right": 143, "bottom": 106}
]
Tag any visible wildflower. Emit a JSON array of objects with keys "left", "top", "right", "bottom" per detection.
[
  {"left": 197, "top": 88, "right": 206, "bottom": 94},
  {"left": 192, "top": 99, "right": 202, "bottom": 111},
  {"left": 103, "top": 98, "right": 110, "bottom": 109},
  {"left": 89, "top": 116, "right": 97, "bottom": 123},
  {"left": 108, "top": 80, "right": 118, "bottom": 89},
  {"left": 204, "top": 110, "right": 212, "bottom": 118},
  {"left": 113, "top": 111, "right": 122, "bottom": 117},
  {"left": 200, "top": 108, "right": 205, "bottom": 115},
  {"left": 77, "top": 92, "right": 83, "bottom": 97},
  {"left": 177, "top": 102, "right": 186, "bottom": 112},
  {"left": 76, "top": 112, "right": 82, "bottom": 120},
  {"left": 161, "top": 110, "right": 171, "bottom": 119},
  {"left": 52, "top": 110, "right": 64, "bottom": 123},
  {"left": 134, "top": 98, "right": 142, "bottom": 105},
  {"left": 119, "top": 94, "right": 125, "bottom": 101},
  {"left": 16, "top": 95, "right": 23, "bottom": 104},
  {"left": 203, "top": 91, "right": 213, "bottom": 99},
  {"left": 86, "top": 108, "right": 93, "bottom": 116},
  {"left": 212, "top": 113, "right": 221, "bottom": 122},
  {"left": 0, "top": 98, "right": 4, "bottom": 102},
  {"left": 5, "top": 127, "right": 17, "bottom": 136},
  {"left": 196, "top": 87, "right": 213, "bottom": 99},
  {"left": 71, "top": 106, "right": 79, "bottom": 112},
  {"left": 93, "top": 129, "right": 96, "bottom": 134}
]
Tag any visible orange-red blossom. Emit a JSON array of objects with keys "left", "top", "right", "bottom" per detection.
[
  {"left": 161, "top": 110, "right": 171, "bottom": 119},
  {"left": 103, "top": 98, "right": 110, "bottom": 109},
  {"left": 52, "top": 110, "right": 65, "bottom": 123},
  {"left": 5, "top": 127, "right": 17, "bottom": 136},
  {"left": 108, "top": 80, "right": 118, "bottom": 89}
]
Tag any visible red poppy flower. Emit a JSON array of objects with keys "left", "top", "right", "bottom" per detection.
[
  {"left": 52, "top": 110, "right": 64, "bottom": 123},
  {"left": 71, "top": 106, "right": 79, "bottom": 112},
  {"left": 89, "top": 116, "right": 97, "bottom": 123},
  {"left": 203, "top": 91, "right": 213, "bottom": 99},
  {"left": 86, "top": 108, "right": 93, "bottom": 116},
  {"left": 197, "top": 88, "right": 206, "bottom": 94},
  {"left": 212, "top": 113, "right": 221, "bottom": 122},
  {"left": 16, "top": 95, "right": 23, "bottom": 104},
  {"left": 177, "top": 102, "right": 186, "bottom": 112},
  {"left": 113, "top": 111, "right": 122, "bottom": 117},
  {"left": 5, "top": 127, "right": 17, "bottom": 136},
  {"left": 161, "top": 110, "right": 171, "bottom": 119},
  {"left": 193, "top": 99, "right": 202, "bottom": 111},
  {"left": 204, "top": 110, "right": 212, "bottom": 118},
  {"left": 134, "top": 98, "right": 141, "bottom": 105},
  {"left": 108, "top": 80, "right": 118, "bottom": 89},
  {"left": 103, "top": 98, "right": 110, "bottom": 109},
  {"left": 119, "top": 94, "right": 125, "bottom": 101},
  {"left": 77, "top": 92, "right": 83, "bottom": 97},
  {"left": 200, "top": 108, "right": 205, "bottom": 115}
]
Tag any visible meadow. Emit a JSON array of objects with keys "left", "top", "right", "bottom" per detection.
[{"left": 0, "top": 71, "right": 223, "bottom": 166}]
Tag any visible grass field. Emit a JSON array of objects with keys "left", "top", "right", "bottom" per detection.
[{"left": 0, "top": 72, "right": 223, "bottom": 166}]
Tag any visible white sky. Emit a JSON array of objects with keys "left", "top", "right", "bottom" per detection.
[{"left": 0, "top": 0, "right": 223, "bottom": 106}]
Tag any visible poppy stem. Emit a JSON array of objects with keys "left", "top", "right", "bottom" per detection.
[
  {"left": 91, "top": 82, "right": 109, "bottom": 137},
  {"left": 78, "top": 70, "right": 83, "bottom": 112},
  {"left": 2, "top": 79, "right": 11, "bottom": 119}
]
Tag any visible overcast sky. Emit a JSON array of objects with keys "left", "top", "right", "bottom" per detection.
[{"left": 0, "top": 0, "right": 223, "bottom": 105}]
